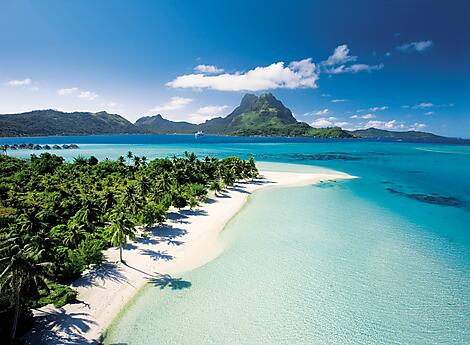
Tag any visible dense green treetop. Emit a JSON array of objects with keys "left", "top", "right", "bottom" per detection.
[{"left": 0, "top": 152, "right": 258, "bottom": 341}]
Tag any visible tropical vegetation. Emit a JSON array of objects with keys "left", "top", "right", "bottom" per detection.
[{"left": 0, "top": 151, "right": 258, "bottom": 342}]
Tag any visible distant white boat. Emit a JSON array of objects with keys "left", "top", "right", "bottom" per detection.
[{"left": 195, "top": 131, "right": 204, "bottom": 138}]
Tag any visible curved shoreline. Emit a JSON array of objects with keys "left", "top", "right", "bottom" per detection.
[{"left": 24, "top": 169, "right": 356, "bottom": 344}]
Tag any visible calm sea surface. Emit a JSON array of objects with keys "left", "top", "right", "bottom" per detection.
[{"left": 4, "top": 135, "right": 469, "bottom": 344}]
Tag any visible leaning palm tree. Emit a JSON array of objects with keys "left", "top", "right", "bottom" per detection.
[
  {"left": 109, "top": 209, "right": 135, "bottom": 263},
  {"left": 0, "top": 234, "right": 52, "bottom": 343}
]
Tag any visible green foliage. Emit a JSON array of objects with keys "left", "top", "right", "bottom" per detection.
[
  {"left": 134, "top": 93, "right": 354, "bottom": 138},
  {"left": 305, "top": 127, "right": 354, "bottom": 138},
  {"left": 0, "top": 109, "right": 145, "bottom": 137},
  {"left": 35, "top": 282, "right": 77, "bottom": 308},
  {"left": 0, "top": 152, "right": 257, "bottom": 340},
  {"left": 139, "top": 202, "right": 167, "bottom": 228}
]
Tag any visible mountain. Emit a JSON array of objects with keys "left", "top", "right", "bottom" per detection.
[
  {"left": 135, "top": 114, "right": 197, "bottom": 134},
  {"left": 348, "top": 128, "right": 445, "bottom": 140},
  {"left": 135, "top": 93, "right": 354, "bottom": 138},
  {"left": 0, "top": 110, "right": 144, "bottom": 137}
]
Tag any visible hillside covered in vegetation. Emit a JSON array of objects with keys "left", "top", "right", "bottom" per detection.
[{"left": 0, "top": 110, "right": 145, "bottom": 137}]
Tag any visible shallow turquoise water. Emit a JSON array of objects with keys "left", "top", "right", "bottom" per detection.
[{"left": 5, "top": 135, "right": 469, "bottom": 344}]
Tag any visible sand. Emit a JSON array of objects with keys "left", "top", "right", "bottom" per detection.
[{"left": 24, "top": 170, "right": 355, "bottom": 344}]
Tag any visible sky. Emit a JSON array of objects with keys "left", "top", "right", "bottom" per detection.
[{"left": 0, "top": 0, "right": 469, "bottom": 137}]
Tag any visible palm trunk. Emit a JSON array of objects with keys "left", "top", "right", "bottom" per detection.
[
  {"left": 119, "top": 245, "right": 123, "bottom": 262},
  {"left": 11, "top": 277, "right": 21, "bottom": 344}
]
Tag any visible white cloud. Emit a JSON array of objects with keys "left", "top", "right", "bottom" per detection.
[
  {"left": 413, "top": 102, "right": 433, "bottom": 109},
  {"left": 8, "top": 78, "right": 32, "bottom": 86},
  {"left": 57, "top": 87, "right": 98, "bottom": 101},
  {"left": 310, "top": 116, "right": 348, "bottom": 128},
  {"left": 101, "top": 102, "right": 117, "bottom": 107},
  {"left": 320, "top": 93, "right": 330, "bottom": 97},
  {"left": 188, "top": 105, "right": 229, "bottom": 123},
  {"left": 385, "top": 52, "right": 391, "bottom": 57},
  {"left": 322, "top": 44, "right": 357, "bottom": 66},
  {"left": 310, "top": 117, "right": 336, "bottom": 127},
  {"left": 150, "top": 96, "right": 193, "bottom": 113},
  {"left": 78, "top": 91, "right": 98, "bottom": 101},
  {"left": 194, "top": 65, "right": 224, "bottom": 74},
  {"left": 365, "top": 119, "right": 406, "bottom": 130},
  {"left": 326, "top": 63, "right": 384, "bottom": 74},
  {"left": 409, "top": 123, "right": 427, "bottom": 131},
  {"left": 167, "top": 58, "right": 319, "bottom": 91},
  {"left": 57, "top": 87, "right": 79, "bottom": 96},
  {"left": 424, "top": 111, "right": 434, "bottom": 116},
  {"left": 396, "top": 40, "right": 433, "bottom": 52},
  {"left": 351, "top": 113, "right": 376, "bottom": 119},
  {"left": 305, "top": 108, "right": 329, "bottom": 116},
  {"left": 331, "top": 99, "right": 345, "bottom": 103},
  {"left": 368, "top": 106, "right": 388, "bottom": 111}
]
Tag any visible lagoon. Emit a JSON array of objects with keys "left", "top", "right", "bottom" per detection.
[{"left": 6, "top": 134, "right": 470, "bottom": 344}]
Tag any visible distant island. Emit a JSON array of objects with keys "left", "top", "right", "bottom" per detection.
[{"left": 0, "top": 93, "right": 462, "bottom": 142}]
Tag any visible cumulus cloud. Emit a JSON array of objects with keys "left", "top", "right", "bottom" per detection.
[
  {"left": 369, "top": 106, "right": 388, "bottom": 111},
  {"left": 413, "top": 102, "right": 433, "bottom": 109},
  {"left": 321, "top": 44, "right": 384, "bottom": 75},
  {"left": 310, "top": 116, "right": 348, "bottom": 128},
  {"left": 78, "top": 91, "right": 98, "bottom": 101},
  {"left": 396, "top": 40, "right": 433, "bottom": 52},
  {"left": 322, "top": 44, "right": 357, "bottom": 66},
  {"left": 305, "top": 108, "right": 329, "bottom": 116},
  {"left": 149, "top": 96, "right": 193, "bottom": 113},
  {"left": 365, "top": 119, "right": 407, "bottom": 130},
  {"left": 409, "top": 123, "right": 427, "bottom": 131},
  {"left": 8, "top": 78, "right": 32, "bottom": 86},
  {"left": 167, "top": 58, "right": 319, "bottom": 91},
  {"left": 187, "top": 105, "right": 229, "bottom": 123},
  {"left": 194, "top": 64, "right": 224, "bottom": 74},
  {"left": 57, "top": 87, "right": 98, "bottom": 101},
  {"left": 325, "top": 63, "right": 384, "bottom": 74},
  {"left": 57, "top": 87, "right": 78, "bottom": 96},
  {"left": 351, "top": 113, "right": 376, "bottom": 119}
]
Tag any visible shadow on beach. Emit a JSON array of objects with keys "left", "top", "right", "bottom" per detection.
[
  {"left": 24, "top": 309, "right": 98, "bottom": 345},
  {"left": 73, "top": 263, "right": 128, "bottom": 288},
  {"left": 148, "top": 273, "right": 192, "bottom": 290}
]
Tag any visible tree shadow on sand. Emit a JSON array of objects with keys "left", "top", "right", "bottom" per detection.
[
  {"left": 24, "top": 309, "right": 98, "bottom": 345},
  {"left": 166, "top": 211, "right": 190, "bottom": 223},
  {"left": 147, "top": 224, "right": 188, "bottom": 241},
  {"left": 180, "top": 208, "right": 208, "bottom": 217},
  {"left": 148, "top": 274, "right": 192, "bottom": 290},
  {"left": 72, "top": 263, "right": 128, "bottom": 288},
  {"left": 139, "top": 248, "right": 173, "bottom": 261}
]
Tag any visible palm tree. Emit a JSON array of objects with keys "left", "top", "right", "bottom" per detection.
[
  {"left": 109, "top": 209, "right": 135, "bottom": 262},
  {"left": 0, "top": 234, "right": 52, "bottom": 343},
  {"left": 209, "top": 179, "right": 223, "bottom": 196},
  {"left": 126, "top": 151, "right": 133, "bottom": 165},
  {"left": 141, "top": 156, "right": 147, "bottom": 166}
]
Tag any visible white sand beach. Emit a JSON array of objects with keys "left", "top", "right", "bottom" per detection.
[{"left": 24, "top": 169, "right": 354, "bottom": 344}]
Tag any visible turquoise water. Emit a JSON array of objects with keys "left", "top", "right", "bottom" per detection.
[{"left": 5, "top": 135, "right": 470, "bottom": 344}]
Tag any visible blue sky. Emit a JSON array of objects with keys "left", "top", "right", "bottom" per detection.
[{"left": 0, "top": 0, "right": 469, "bottom": 137}]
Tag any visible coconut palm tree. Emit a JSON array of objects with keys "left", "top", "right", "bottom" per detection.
[
  {"left": 0, "top": 234, "right": 52, "bottom": 343},
  {"left": 109, "top": 209, "right": 135, "bottom": 262},
  {"left": 126, "top": 151, "right": 133, "bottom": 165},
  {"left": 209, "top": 179, "right": 223, "bottom": 196}
]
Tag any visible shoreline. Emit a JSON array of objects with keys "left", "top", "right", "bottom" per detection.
[{"left": 24, "top": 169, "right": 355, "bottom": 344}]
